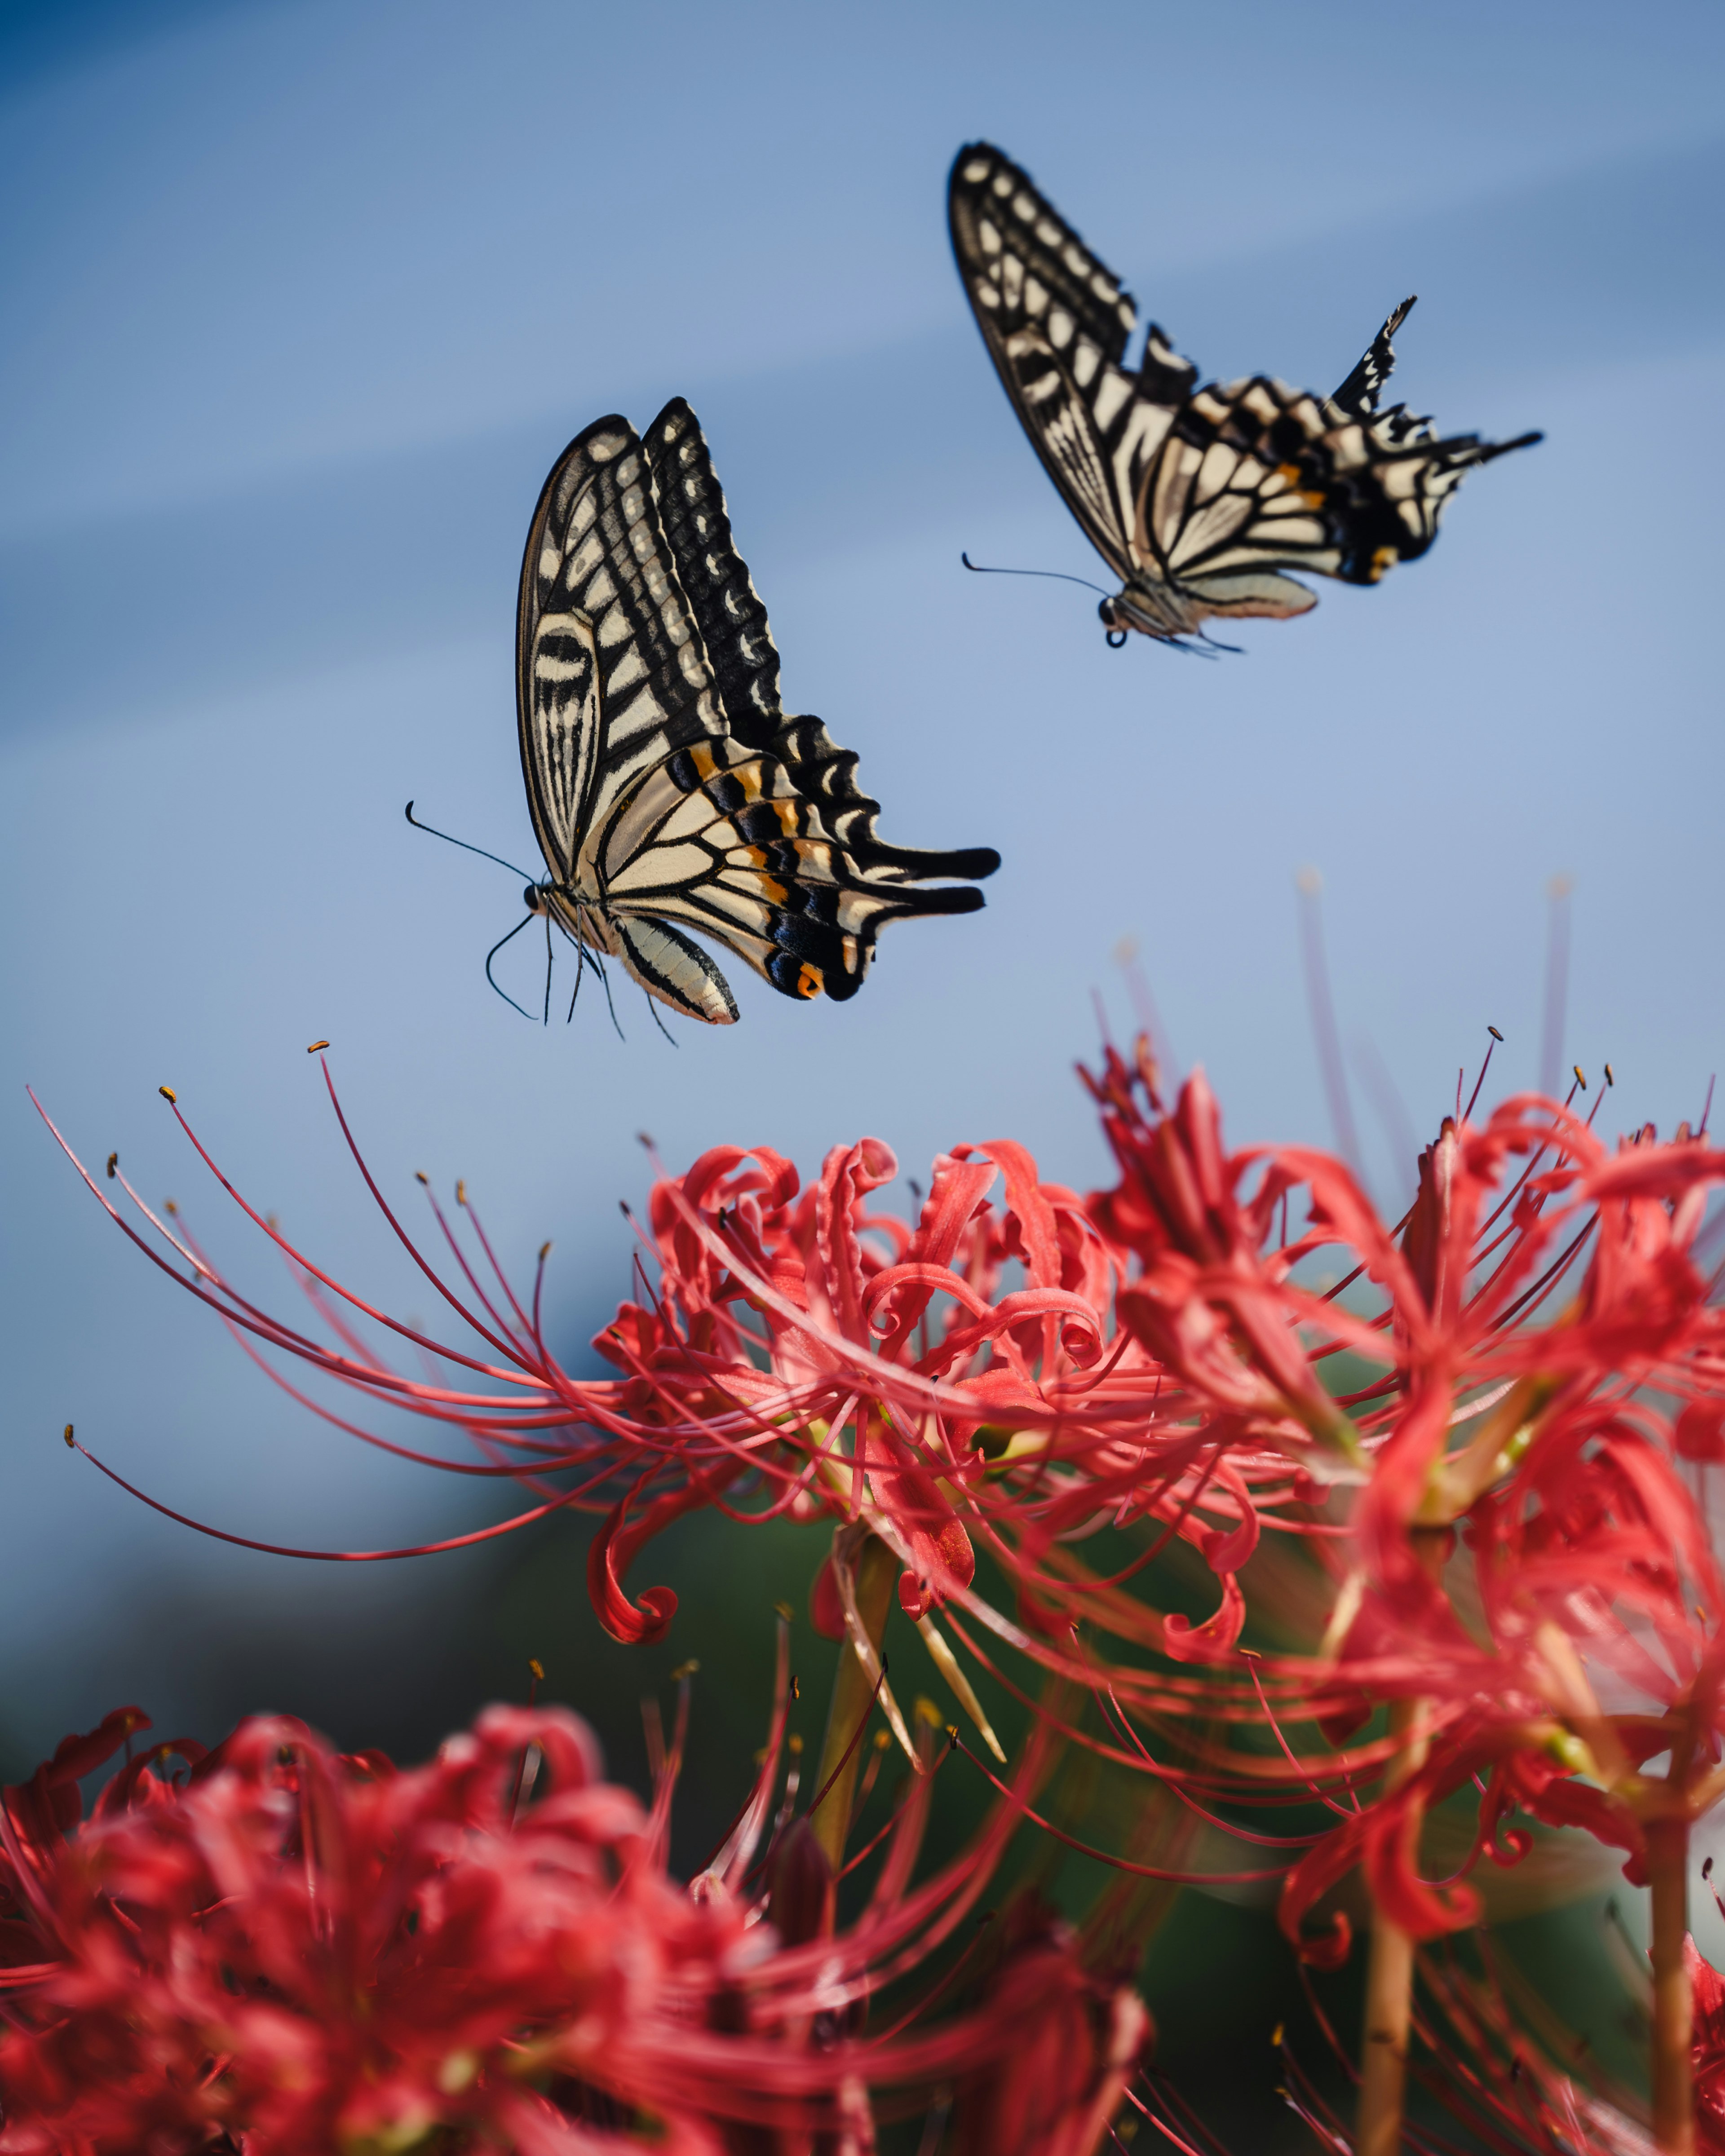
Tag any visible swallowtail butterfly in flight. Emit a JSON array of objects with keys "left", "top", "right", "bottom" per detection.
[
  {"left": 513, "top": 398, "right": 998, "bottom": 1025},
  {"left": 949, "top": 143, "right": 1541, "bottom": 649}
]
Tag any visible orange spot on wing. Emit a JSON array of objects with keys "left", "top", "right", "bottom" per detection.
[
  {"left": 796, "top": 963, "right": 823, "bottom": 998},
  {"left": 1277, "top": 460, "right": 1325, "bottom": 509}
]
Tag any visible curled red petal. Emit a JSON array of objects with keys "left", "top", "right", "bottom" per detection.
[{"left": 587, "top": 1490, "right": 682, "bottom": 1646}]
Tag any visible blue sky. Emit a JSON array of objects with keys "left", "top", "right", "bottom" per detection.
[{"left": 2, "top": 0, "right": 1722, "bottom": 1756}]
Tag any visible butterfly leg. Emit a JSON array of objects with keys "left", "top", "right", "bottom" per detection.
[
  {"left": 570, "top": 904, "right": 625, "bottom": 1041},
  {"left": 564, "top": 906, "right": 587, "bottom": 1025}
]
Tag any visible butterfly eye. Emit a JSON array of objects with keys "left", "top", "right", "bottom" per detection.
[{"left": 525, "top": 884, "right": 545, "bottom": 913}]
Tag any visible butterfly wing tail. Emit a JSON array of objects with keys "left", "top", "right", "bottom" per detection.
[
  {"left": 1331, "top": 425, "right": 1545, "bottom": 576},
  {"left": 771, "top": 715, "right": 998, "bottom": 882}
]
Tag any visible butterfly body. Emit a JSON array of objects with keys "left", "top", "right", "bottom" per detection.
[
  {"left": 515, "top": 402, "right": 998, "bottom": 1025},
  {"left": 949, "top": 144, "right": 1540, "bottom": 649}
]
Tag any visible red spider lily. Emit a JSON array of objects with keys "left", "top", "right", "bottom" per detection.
[
  {"left": 32, "top": 1069, "right": 1325, "bottom": 1780},
  {"left": 0, "top": 1665, "right": 1144, "bottom": 2156},
  {"left": 1067, "top": 1034, "right": 1725, "bottom": 1914},
  {"left": 1266, "top": 1101, "right": 1725, "bottom": 1973},
  {"left": 44, "top": 1051, "right": 1725, "bottom": 1920},
  {"left": 18, "top": 1059, "right": 1522, "bottom": 1907}
]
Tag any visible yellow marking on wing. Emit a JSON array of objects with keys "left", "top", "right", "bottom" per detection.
[
  {"left": 1369, "top": 545, "right": 1398, "bottom": 580},
  {"left": 796, "top": 963, "right": 823, "bottom": 998},
  {"left": 689, "top": 743, "right": 718, "bottom": 782},
  {"left": 1276, "top": 460, "right": 1326, "bottom": 509}
]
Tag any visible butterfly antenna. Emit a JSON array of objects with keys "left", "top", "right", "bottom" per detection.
[
  {"left": 960, "top": 552, "right": 1112, "bottom": 600},
  {"left": 483, "top": 912, "right": 541, "bottom": 1022},
  {"left": 405, "top": 801, "right": 539, "bottom": 883}
]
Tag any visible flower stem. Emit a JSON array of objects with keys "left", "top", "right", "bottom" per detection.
[
  {"left": 1357, "top": 1528, "right": 1446, "bottom": 2156},
  {"left": 1647, "top": 1817, "right": 1694, "bottom": 2156},
  {"left": 1356, "top": 1696, "right": 1429, "bottom": 2156},
  {"left": 807, "top": 1531, "right": 898, "bottom": 1873}
]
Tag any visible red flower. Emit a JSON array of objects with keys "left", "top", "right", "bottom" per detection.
[
  {"left": 0, "top": 1692, "right": 1142, "bottom": 2156},
  {"left": 0, "top": 1701, "right": 737, "bottom": 2153},
  {"left": 1262, "top": 1099, "right": 1725, "bottom": 1965},
  {"left": 40, "top": 1075, "right": 1307, "bottom": 1726}
]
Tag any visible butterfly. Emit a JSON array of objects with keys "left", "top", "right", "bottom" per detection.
[
  {"left": 510, "top": 397, "right": 999, "bottom": 1025},
  {"left": 948, "top": 142, "right": 1541, "bottom": 649}
]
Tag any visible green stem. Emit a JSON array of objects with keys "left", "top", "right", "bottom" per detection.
[{"left": 807, "top": 1532, "right": 898, "bottom": 1873}]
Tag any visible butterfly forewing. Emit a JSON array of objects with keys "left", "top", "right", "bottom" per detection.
[
  {"left": 517, "top": 417, "right": 727, "bottom": 884},
  {"left": 644, "top": 398, "right": 785, "bottom": 753},
  {"left": 1329, "top": 296, "right": 1415, "bottom": 421},
  {"left": 950, "top": 142, "right": 1172, "bottom": 580},
  {"left": 642, "top": 399, "right": 995, "bottom": 888}
]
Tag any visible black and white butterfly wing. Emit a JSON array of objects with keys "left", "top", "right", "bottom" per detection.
[
  {"left": 1129, "top": 367, "right": 1543, "bottom": 607},
  {"left": 643, "top": 399, "right": 1001, "bottom": 886},
  {"left": 948, "top": 142, "right": 1147, "bottom": 584},
  {"left": 518, "top": 408, "right": 999, "bottom": 1022},
  {"left": 1330, "top": 295, "right": 1416, "bottom": 421},
  {"left": 949, "top": 144, "right": 1540, "bottom": 638},
  {"left": 518, "top": 415, "right": 742, "bottom": 1023},
  {"left": 643, "top": 396, "right": 785, "bottom": 755}
]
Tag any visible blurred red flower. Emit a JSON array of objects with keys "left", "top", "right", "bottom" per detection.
[{"left": 0, "top": 1689, "right": 1142, "bottom": 2156}]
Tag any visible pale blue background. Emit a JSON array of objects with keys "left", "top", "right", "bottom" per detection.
[{"left": 2, "top": 0, "right": 1722, "bottom": 1775}]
